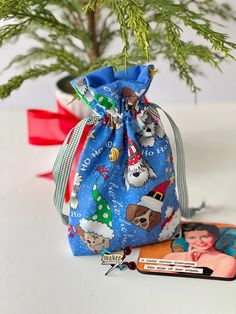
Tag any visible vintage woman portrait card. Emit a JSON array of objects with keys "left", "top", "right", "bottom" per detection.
[{"left": 137, "top": 222, "right": 236, "bottom": 280}]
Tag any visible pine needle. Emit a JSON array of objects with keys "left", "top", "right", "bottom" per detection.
[{"left": 0, "top": 0, "right": 236, "bottom": 98}]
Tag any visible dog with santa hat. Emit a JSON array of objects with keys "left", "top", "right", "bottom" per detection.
[
  {"left": 124, "top": 138, "right": 157, "bottom": 190},
  {"left": 126, "top": 181, "right": 170, "bottom": 231}
]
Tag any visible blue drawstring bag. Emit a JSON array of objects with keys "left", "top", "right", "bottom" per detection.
[{"left": 53, "top": 64, "right": 189, "bottom": 256}]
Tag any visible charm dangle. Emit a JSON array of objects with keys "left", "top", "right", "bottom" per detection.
[{"left": 101, "top": 246, "right": 137, "bottom": 276}]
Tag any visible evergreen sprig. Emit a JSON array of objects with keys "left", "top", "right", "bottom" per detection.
[
  {"left": 0, "top": 64, "right": 62, "bottom": 99},
  {"left": 0, "top": 0, "right": 236, "bottom": 98}
]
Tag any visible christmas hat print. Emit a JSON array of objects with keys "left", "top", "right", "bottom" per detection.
[
  {"left": 79, "top": 166, "right": 114, "bottom": 240},
  {"left": 128, "top": 138, "right": 142, "bottom": 166},
  {"left": 138, "top": 180, "right": 170, "bottom": 212}
]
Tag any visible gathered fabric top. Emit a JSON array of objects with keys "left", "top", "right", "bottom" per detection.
[{"left": 70, "top": 64, "right": 155, "bottom": 118}]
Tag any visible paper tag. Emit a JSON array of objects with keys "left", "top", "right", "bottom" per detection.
[
  {"left": 101, "top": 253, "right": 123, "bottom": 265},
  {"left": 143, "top": 264, "right": 203, "bottom": 274},
  {"left": 139, "top": 258, "right": 197, "bottom": 267}
]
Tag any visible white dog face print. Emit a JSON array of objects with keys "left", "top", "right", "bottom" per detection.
[
  {"left": 137, "top": 110, "right": 165, "bottom": 147},
  {"left": 124, "top": 138, "right": 157, "bottom": 190}
]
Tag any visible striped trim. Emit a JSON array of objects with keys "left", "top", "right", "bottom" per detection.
[
  {"left": 147, "top": 103, "right": 189, "bottom": 219},
  {"left": 53, "top": 103, "right": 190, "bottom": 223},
  {"left": 53, "top": 116, "right": 100, "bottom": 225}
]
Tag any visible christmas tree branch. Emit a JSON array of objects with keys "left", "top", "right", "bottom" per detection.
[
  {"left": 84, "top": 0, "right": 150, "bottom": 62},
  {"left": 2, "top": 46, "right": 86, "bottom": 75},
  {"left": 0, "top": 64, "right": 63, "bottom": 99},
  {"left": 0, "top": 0, "right": 236, "bottom": 98}
]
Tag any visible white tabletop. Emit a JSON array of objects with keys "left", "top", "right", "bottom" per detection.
[{"left": 0, "top": 103, "right": 236, "bottom": 314}]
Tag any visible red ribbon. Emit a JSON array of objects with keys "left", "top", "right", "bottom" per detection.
[
  {"left": 27, "top": 97, "right": 149, "bottom": 201},
  {"left": 27, "top": 100, "right": 80, "bottom": 146},
  {"left": 27, "top": 100, "right": 94, "bottom": 202}
]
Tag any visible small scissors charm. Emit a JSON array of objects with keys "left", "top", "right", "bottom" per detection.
[{"left": 104, "top": 247, "right": 136, "bottom": 276}]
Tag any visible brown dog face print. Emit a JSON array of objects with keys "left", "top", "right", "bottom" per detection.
[
  {"left": 75, "top": 224, "right": 111, "bottom": 253},
  {"left": 126, "top": 181, "right": 170, "bottom": 231},
  {"left": 126, "top": 204, "right": 161, "bottom": 231}
]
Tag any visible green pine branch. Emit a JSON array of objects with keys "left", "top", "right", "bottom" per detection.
[
  {"left": 0, "top": 64, "right": 63, "bottom": 99},
  {"left": 0, "top": 0, "right": 236, "bottom": 99}
]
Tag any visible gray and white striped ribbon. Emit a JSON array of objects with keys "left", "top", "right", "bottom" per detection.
[
  {"left": 53, "top": 115, "right": 100, "bottom": 225},
  {"left": 53, "top": 104, "right": 190, "bottom": 225},
  {"left": 147, "top": 103, "right": 189, "bottom": 218}
]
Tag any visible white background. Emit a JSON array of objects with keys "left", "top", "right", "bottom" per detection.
[
  {"left": 0, "top": 2, "right": 236, "bottom": 314},
  {"left": 1, "top": 104, "right": 236, "bottom": 314}
]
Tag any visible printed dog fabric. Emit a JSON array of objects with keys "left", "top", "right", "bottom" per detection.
[{"left": 69, "top": 65, "right": 181, "bottom": 256}]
